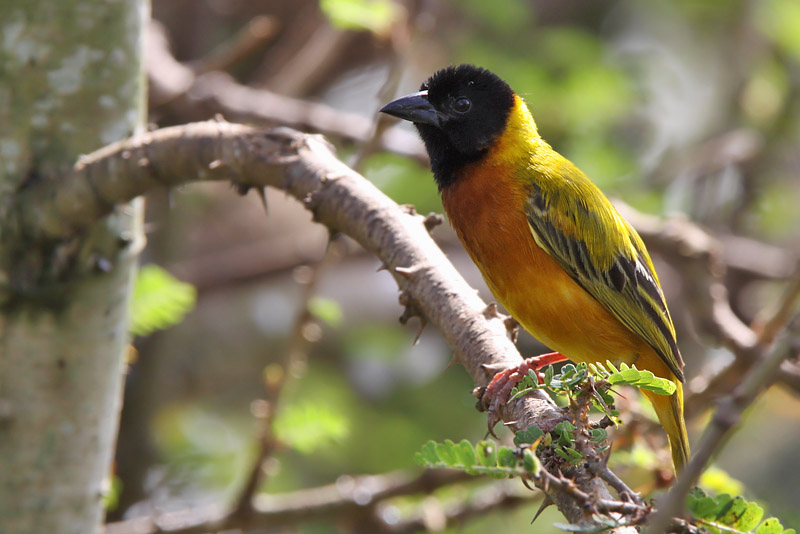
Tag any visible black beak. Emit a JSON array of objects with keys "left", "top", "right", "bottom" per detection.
[{"left": 380, "top": 90, "right": 440, "bottom": 127}]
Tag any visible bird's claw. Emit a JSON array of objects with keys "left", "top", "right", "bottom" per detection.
[{"left": 477, "top": 352, "right": 567, "bottom": 435}]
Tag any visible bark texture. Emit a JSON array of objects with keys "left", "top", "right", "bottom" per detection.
[{"left": 0, "top": 2, "right": 147, "bottom": 533}]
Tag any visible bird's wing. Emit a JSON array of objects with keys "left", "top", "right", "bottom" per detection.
[{"left": 525, "top": 180, "right": 684, "bottom": 381}]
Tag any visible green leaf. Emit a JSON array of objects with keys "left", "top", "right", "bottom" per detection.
[
  {"left": 435, "top": 440, "right": 458, "bottom": 466},
  {"left": 274, "top": 402, "right": 349, "bottom": 454},
  {"left": 522, "top": 447, "right": 540, "bottom": 474},
  {"left": 417, "top": 440, "right": 439, "bottom": 466},
  {"left": 544, "top": 364, "right": 555, "bottom": 387},
  {"left": 561, "top": 446, "right": 583, "bottom": 463},
  {"left": 735, "top": 502, "right": 765, "bottom": 531},
  {"left": 717, "top": 496, "right": 748, "bottom": 526},
  {"left": 454, "top": 439, "right": 477, "bottom": 468},
  {"left": 319, "top": 0, "right": 398, "bottom": 34},
  {"left": 308, "top": 297, "right": 343, "bottom": 328},
  {"left": 497, "top": 446, "right": 517, "bottom": 467},
  {"left": 605, "top": 363, "right": 677, "bottom": 395},
  {"left": 476, "top": 440, "right": 497, "bottom": 467},
  {"left": 130, "top": 265, "right": 196, "bottom": 337},
  {"left": 757, "top": 518, "right": 783, "bottom": 534},
  {"left": 553, "top": 421, "right": 575, "bottom": 446},
  {"left": 514, "top": 425, "right": 544, "bottom": 447},
  {"left": 590, "top": 428, "right": 608, "bottom": 443},
  {"left": 688, "top": 487, "right": 721, "bottom": 519}
]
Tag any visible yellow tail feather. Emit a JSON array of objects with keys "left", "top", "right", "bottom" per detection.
[{"left": 642, "top": 381, "right": 690, "bottom": 473}]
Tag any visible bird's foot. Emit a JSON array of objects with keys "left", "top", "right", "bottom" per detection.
[{"left": 478, "top": 352, "right": 567, "bottom": 436}]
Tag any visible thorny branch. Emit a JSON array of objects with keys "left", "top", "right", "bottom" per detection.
[{"left": 5, "top": 121, "right": 630, "bottom": 531}]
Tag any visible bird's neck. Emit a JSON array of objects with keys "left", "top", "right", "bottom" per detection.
[{"left": 482, "top": 95, "right": 541, "bottom": 170}]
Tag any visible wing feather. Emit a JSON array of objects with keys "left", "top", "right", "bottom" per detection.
[{"left": 526, "top": 183, "right": 684, "bottom": 381}]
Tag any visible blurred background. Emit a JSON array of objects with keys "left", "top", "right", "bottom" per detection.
[{"left": 112, "top": 0, "right": 800, "bottom": 531}]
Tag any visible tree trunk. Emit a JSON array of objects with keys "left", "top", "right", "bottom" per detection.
[{"left": 0, "top": 2, "right": 147, "bottom": 533}]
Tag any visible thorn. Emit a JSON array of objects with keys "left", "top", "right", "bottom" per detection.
[
  {"left": 399, "top": 306, "right": 418, "bottom": 325},
  {"left": 412, "top": 317, "right": 427, "bottom": 345},
  {"left": 398, "top": 291, "right": 411, "bottom": 307},
  {"left": 208, "top": 159, "right": 223, "bottom": 170},
  {"left": 480, "top": 361, "right": 509, "bottom": 376},
  {"left": 531, "top": 496, "right": 554, "bottom": 524},
  {"left": 504, "top": 316, "right": 520, "bottom": 343},
  {"left": 255, "top": 187, "right": 268, "bottom": 214},
  {"left": 483, "top": 302, "right": 499, "bottom": 319},
  {"left": 400, "top": 204, "right": 417, "bottom": 215},
  {"left": 302, "top": 192, "right": 319, "bottom": 221},
  {"left": 393, "top": 265, "right": 418, "bottom": 279},
  {"left": 444, "top": 354, "right": 459, "bottom": 370},
  {"left": 137, "top": 157, "right": 150, "bottom": 167},
  {"left": 233, "top": 183, "right": 250, "bottom": 196},
  {"left": 423, "top": 212, "right": 444, "bottom": 232},
  {"left": 214, "top": 113, "right": 227, "bottom": 122},
  {"left": 376, "top": 263, "right": 389, "bottom": 272}
]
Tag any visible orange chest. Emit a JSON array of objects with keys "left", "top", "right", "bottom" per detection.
[
  {"left": 441, "top": 160, "right": 560, "bottom": 306},
  {"left": 440, "top": 160, "right": 646, "bottom": 362}
]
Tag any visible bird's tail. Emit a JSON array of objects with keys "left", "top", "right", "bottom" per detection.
[{"left": 642, "top": 381, "right": 690, "bottom": 473}]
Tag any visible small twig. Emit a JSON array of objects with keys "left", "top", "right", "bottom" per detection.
[
  {"left": 105, "top": 469, "right": 473, "bottom": 534},
  {"left": 751, "top": 275, "right": 800, "bottom": 344},
  {"left": 534, "top": 468, "right": 648, "bottom": 519},
  {"left": 386, "top": 483, "right": 535, "bottom": 534},
  {"left": 648, "top": 313, "right": 800, "bottom": 534},
  {"left": 226, "top": 239, "right": 342, "bottom": 525},
  {"left": 572, "top": 380, "right": 642, "bottom": 505}
]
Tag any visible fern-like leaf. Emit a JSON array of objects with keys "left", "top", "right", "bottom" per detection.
[{"left": 130, "top": 265, "right": 197, "bottom": 337}]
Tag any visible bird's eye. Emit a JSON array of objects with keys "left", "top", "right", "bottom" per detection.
[{"left": 453, "top": 97, "right": 471, "bottom": 113}]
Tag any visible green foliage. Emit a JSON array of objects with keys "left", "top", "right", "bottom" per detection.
[
  {"left": 756, "top": 0, "right": 800, "bottom": 60},
  {"left": 688, "top": 488, "right": 795, "bottom": 534},
  {"left": 319, "top": 0, "right": 398, "bottom": 34},
  {"left": 513, "top": 426, "right": 544, "bottom": 447},
  {"left": 130, "top": 264, "right": 196, "bottom": 337},
  {"left": 416, "top": 438, "right": 540, "bottom": 479},
  {"left": 363, "top": 152, "right": 443, "bottom": 215},
  {"left": 591, "top": 361, "right": 677, "bottom": 395},
  {"left": 457, "top": 0, "right": 533, "bottom": 33},
  {"left": 308, "top": 296, "right": 344, "bottom": 328},
  {"left": 508, "top": 360, "right": 676, "bottom": 426},
  {"left": 700, "top": 466, "right": 745, "bottom": 497},
  {"left": 274, "top": 401, "right": 350, "bottom": 454}
]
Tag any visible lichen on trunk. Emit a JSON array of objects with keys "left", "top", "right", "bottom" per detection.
[{"left": 0, "top": 1, "right": 148, "bottom": 533}]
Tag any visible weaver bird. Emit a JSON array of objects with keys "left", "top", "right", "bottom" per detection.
[{"left": 381, "top": 64, "right": 689, "bottom": 472}]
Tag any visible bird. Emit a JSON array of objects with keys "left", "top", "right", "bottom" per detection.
[{"left": 380, "top": 64, "right": 689, "bottom": 473}]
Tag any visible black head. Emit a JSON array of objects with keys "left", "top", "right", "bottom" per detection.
[{"left": 380, "top": 64, "right": 515, "bottom": 189}]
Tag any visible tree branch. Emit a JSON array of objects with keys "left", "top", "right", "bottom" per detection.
[
  {"left": 105, "top": 469, "right": 472, "bottom": 534},
  {"left": 8, "top": 121, "right": 633, "bottom": 529}
]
